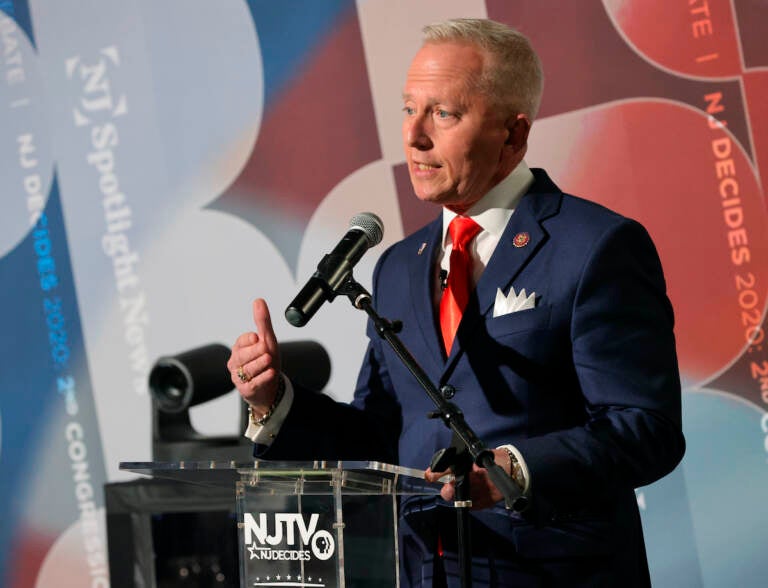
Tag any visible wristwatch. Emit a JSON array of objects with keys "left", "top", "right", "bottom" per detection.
[
  {"left": 505, "top": 447, "right": 526, "bottom": 490},
  {"left": 502, "top": 446, "right": 530, "bottom": 512}
]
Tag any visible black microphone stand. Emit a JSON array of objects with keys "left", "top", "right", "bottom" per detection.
[{"left": 336, "top": 275, "right": 525, "bottom": 588}]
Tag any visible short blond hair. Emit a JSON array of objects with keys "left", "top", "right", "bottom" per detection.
[{"left": 422, "top": 18, "right": 544, "bottom": 120}]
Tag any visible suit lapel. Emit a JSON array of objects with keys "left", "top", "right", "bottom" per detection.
[
  {"left": 445, "top": 170, "right": 563, "bottom": 367},
  {"left": 474, "top": 198, "right": 549, "bottom": 318},
  {"left": 407, "top": 218, "right": 445, "bottom": 370}
]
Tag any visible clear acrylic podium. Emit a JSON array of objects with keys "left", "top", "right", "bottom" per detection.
[{"left": 120, "top": 460, "right": 440, "bottom": 587}]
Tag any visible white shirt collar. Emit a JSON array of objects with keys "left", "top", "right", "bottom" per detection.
[{"left": 441, "top": 160, "right": 534, "bottom": 247}]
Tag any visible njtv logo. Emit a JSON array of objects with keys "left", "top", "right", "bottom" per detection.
[{"left": 243, "top": 513, "right": 335, "bottom": 561}]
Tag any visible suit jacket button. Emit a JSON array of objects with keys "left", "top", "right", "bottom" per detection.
[{"left": 440, "top": 385, "right": 456, "bottom": 399}]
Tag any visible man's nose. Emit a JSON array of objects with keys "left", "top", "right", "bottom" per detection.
[{"left": 405, "top": 116, "right": 432, "bottom": 150}]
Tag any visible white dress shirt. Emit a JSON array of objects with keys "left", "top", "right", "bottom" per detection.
[{"left": 436, "top": 160, "right": 534, "bottom": 306}]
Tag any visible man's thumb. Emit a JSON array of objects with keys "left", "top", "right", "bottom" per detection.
[{"left": 252, "top": 298, "right": 277, "bottom": 349}]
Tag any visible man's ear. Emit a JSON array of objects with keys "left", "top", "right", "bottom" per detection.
[
  {"left": 498, "top": 113, "right": 531, "bottom": 172},
  {"left": 505, "top": 114, "right": 531, "bottom": 150},
  {"left": 504, "top": 114, "right": 531, "bottom": 151}
]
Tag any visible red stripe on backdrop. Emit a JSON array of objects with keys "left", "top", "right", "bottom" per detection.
[
  {"left": 7, "top": 531, "right": 55, "bottom": 588},
  {"left": 487, "top": 0, "right": 752, "bottom": 157},
  {"left": 743, "top": 71, "right": 768, "bottom": 198},
  {"left": 606, "top": 0, "right": 741, "bottom": 77},
  {"left": 215, "top": 8, "right": 381, "bottom": 268},
  {"left": 550, "top": 100, "right": 768, "bottom": 387},
  {"left": 734, "top": 0, "right": 768, "bottom": 69}
]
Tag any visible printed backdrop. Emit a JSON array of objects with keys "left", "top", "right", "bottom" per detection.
[{"left": 1, "top": 0, "right": 767, "bottom": 586}]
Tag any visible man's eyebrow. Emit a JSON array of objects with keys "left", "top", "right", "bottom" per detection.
[
  {"left": 402, "top": 92, "right": 438, "bottom": 103},
  {"left": 401, "top": 93, "right": 467, "bottom": 110}
]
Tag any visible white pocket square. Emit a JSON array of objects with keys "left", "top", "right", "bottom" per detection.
[{"left": 493, "top": 286, "right": 536, "bottom": 317}]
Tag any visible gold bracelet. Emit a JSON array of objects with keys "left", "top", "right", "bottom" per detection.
[{"left": 248, "top": 374, "right": 286, "bottom": 426}]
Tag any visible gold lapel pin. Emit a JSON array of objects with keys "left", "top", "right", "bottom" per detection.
[
  {"left": 513, "top": 232, "right": 530, "bottom": 248},
  {"left": 418, "top": 242, "right": 427, "bottom": 255}
]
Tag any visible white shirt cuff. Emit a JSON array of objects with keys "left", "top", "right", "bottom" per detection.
[{"left": 243, "top": 375, "right": 294, "bottom": 445}]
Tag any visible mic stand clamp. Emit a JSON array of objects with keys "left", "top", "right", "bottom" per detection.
[
  {"left": 429, "top": 427, "right": 474, "bottom": 586},
  {"left": 336, "top": 275, "right": 527, "bottom": 588}
]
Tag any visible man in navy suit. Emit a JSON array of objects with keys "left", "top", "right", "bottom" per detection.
[{"left": 229, "top": 18, "right": 684, "bottom": 587}]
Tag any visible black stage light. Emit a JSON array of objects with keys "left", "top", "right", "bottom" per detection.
[
  {"left": 149, "top": 340, "right": 332, "bottom": 413},
  {"left": 147, "top": 339, "right": 331, "bottom": 461},
  {"left": 149, "top": 343, "right": 231, "bottom": 413}
]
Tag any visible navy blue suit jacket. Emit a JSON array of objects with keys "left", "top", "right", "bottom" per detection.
[{"left": 260, "top": 169, "right": 685, "bottom": 585}]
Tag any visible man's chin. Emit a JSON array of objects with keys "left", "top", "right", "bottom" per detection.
[
  {"left": 414, "top": 193, "right": 440, "bottom": 204},
  {"left": 412, "top": 186, "right": 449, "bottom": 205},
  {"left": 414, "top": 191, "right": 470, "bottom": 212}
]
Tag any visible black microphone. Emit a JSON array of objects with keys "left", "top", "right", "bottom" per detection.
[
  {"left": 285, "top": 212, "right": 384, "bottom": 327},
  {"left": 439, "top": 269, "right": 448, "bottom": 291}
]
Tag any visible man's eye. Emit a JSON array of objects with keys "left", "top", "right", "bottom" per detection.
[
  {"left": 403, "top": 106, "right": 415, "bottom": 115},
  {"left": 435, "top": 109, "right": 452, "bottom": 119}
]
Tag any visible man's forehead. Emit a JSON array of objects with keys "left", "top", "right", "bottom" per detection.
[
  {"left": 410, "top": 41, "right": 488, "bottom": 68},
  {"left": 411, "top": 44, "right": 484, "bottom": 73},
  {"left": 402, "top": 43, "right": 485, "bottom": 98}
]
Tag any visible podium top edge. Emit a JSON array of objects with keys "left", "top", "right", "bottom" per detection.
[
  {"left": 117, "top": 460, "right": 444, "bottom": 493},
  {"left": 120, "top": 459, "right": 422, "bottom": 476}
]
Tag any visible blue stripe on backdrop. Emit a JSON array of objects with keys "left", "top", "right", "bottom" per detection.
[
  {"left": 0, "top": 0, "right": 34, "bottom": 47},
  {"left": 244, "top": 0, "right": 355, "bottom": 108},
  {"left": 0, "top": 217, "right": 52, "bottom": 587},
  {"left": 0, "top": 179, "right": 106, "bottom": 586},
  {"left": 640, "top": 459, "right": 703, "bottom": 586},
  {"left": 681, "top": 391, "right": 768, "bottom": 586}
]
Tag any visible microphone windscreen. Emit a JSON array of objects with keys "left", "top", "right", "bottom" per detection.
[{"left": 349, "top": 212, "right": 383, "bottom": 247}]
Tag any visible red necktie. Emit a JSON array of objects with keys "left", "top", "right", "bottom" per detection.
[{"left": 440, "top": 216, "right": 482, "bottom": 354}]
